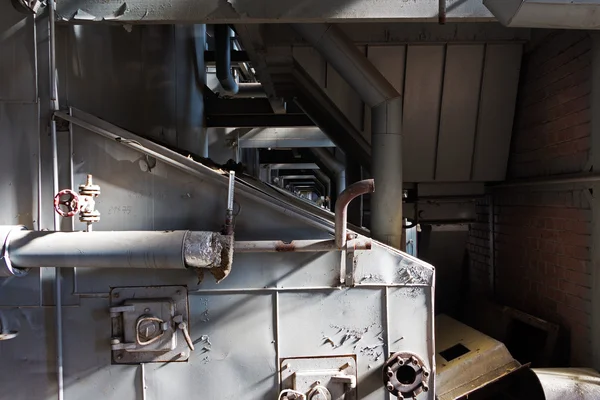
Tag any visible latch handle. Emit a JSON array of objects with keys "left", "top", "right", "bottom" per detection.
[{"left": 177, "top": 321, "right": 195, "bottom": 351}]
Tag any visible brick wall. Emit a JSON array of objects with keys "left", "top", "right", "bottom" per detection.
[{"left": 467, "top": 30, "right": 593, "bottom": 367}]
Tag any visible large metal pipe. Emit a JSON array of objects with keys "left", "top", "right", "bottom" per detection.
[
  {"left": 335, "top": 179, "right": 375, "bottom": 249},
  {"left": 295, "top": 24, "right": 403, "bottom": 249},
  {"left": 1, "top": 229, "right": 229, "bottom": 272},
  {"left": 215, "top": 24, "right": 239, "bottom": 95},
  {"left": 311, "top": 148, "right": 346, "bottom": 195}
]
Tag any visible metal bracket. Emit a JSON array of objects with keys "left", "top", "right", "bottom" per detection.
[
  {"left": 110, "top": 286, "right": 191, "bottom": 364},
  {"left": 281, "top": 355, "right": 357, "bottom": 400}
]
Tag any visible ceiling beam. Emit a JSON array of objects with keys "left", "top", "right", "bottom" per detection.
[{"left": 55, "top": 0, "right": 493, "bottom": 23}]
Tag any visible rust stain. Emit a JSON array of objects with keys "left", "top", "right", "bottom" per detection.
[{"left": 275, "top": 242, "right": 295, "bottom": 252}]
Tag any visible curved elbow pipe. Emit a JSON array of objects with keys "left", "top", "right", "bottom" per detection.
[
  {"left": 335, "top": 179, "right": 375, "bottom": 249},
  {"left": 215, "top": 24, "right": 239, "bottom": 95}
]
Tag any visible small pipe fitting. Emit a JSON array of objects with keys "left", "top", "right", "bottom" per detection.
[{"left": 335, "top": 179, "right": 375, "bottom": 249}]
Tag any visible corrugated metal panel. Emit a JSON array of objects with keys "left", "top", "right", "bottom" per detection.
[
  {"left": 403, "top": 45, "right": 445, "bottom": 182},
  {"left": 435, "top": 45, "right": 485, "bottom": 181},
  {"left": 472, "top": 44, "right": 522, "bottom": 181}
]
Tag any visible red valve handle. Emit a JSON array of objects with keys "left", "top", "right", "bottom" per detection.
[{"left": 53, "top": 189, "right": 80, "bottom": 217}]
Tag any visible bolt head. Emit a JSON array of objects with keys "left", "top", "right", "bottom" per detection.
[
  {"left": 386, "top": 367, "right": 394, "bottom": 377},
  {"left": 422, "top": 384, "right": 429, "bottom": 392},
  {"left": 386, "top": 382, "right": 395, "bottom": 392},
  {"left": 110, "top": 338, "right": 121, "bottom": 345}
]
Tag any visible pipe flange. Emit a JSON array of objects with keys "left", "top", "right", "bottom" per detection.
[
  {"left": 0, "top": 225, "right": 29, "bottom": 278},
  {"left": 383, "top": 352, "right": 429, "bottom": 398}
]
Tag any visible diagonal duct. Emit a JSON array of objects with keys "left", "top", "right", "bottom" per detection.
[{"left": 293, "top": 24, "right": 403, "bottom": 248}]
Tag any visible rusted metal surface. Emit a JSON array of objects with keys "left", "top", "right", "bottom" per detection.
[
  {"left": 335, "top": 179, "right": 375, "bottom": 249},
  {"left": 53, "top": 189, "right": 79, "bottom": 217},
  {"left": 235, "top": 238, "right": 372, "bottom": 253}
]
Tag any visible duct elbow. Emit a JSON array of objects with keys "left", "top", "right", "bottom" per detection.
[{"left": 215, "top": 25, "right": 239, "bottom": 95}]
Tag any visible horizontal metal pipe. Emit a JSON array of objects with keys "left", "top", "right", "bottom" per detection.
[
  {"left": 4, "top": 230, "right": 228, "bottom": 272},
  {"left": 235, "top": 238, "right": 371, "bottom": 252},
  {"left": 335, "top": 179, "right": 375, "bottom": 248},
  {"left": 9, "top": 230, "right": 188, "bottom": 270}
]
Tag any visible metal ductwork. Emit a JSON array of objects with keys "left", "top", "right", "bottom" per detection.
[
  {"left": 294, "top": 24, "right": 403, "bottom": 249},
  {"left": 311, "top": 148, "right": 346, "bottom": 196},
  {"left": 484, "top": 0, "right": 600, "bottom": 29}
]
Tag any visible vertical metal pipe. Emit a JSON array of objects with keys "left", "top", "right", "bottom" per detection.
[
  {"left": 371, "top": 98, "right": 404, "bottom": 247},
  {"left": 335, "top": 179, "right": 375, "bottom": 249},
  {"left": 345, "top": 158, "right": 363, "bottom": 226},
  {"left": 140, "top": 363, "right": 148, "bottom": 400},
  {"left": 439, "top": 0, "right": 447, "bottom": 24},
  {"left": 48, "top": 1, "right": 63, "bottom": 397},
  {"left": 215, "top": 25, "right": 239, "bottom": 95},
  {"left": 295, "top": 24, "right": 403, "bottom": 249},
  {"left": 68, "top": 108, "right": 74, "bottom": 233}
]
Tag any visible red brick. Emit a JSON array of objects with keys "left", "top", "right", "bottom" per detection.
[
  {"left": 557, "top": 256, "right": 591, "bottom": 273},
  {"left": 560, "top": 269, "right": 591, "bottom": 287},
  {"left": 563, "top": 245, "right": 590, "bottom": 260},
  {"left": 557, "top": 303, "right": 591, "bottom": 327},
  {"left": 559, "top": 280, "right": 592, "bottom": 300},
  {"left": 563, "top": 293, "right": 592, "bottom": 313}
]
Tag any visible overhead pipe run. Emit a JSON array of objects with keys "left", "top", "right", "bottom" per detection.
[
  {"left": 295, "top": 24, "right": 404, "bottom": 249},
  {"left": 215, "top": 24, "right": 239, "bottom": 96},
  {"left": 0, "top": 183, "right": 373, "bottom": 278}
]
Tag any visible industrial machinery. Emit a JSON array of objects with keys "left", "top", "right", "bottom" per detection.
[{"left": 1, "top": 0, "right": 599, "bottom": 398}]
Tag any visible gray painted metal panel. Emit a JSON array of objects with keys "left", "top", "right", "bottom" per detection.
[
  {"left": 436, "top": 45, "right": 485, "bottom": 181},
  {"left": 55, "top": 0, "right": 494, "bottom": 23},
  {"left": 0, "top": 4, "right": 36, "bottom": 102},
  {"left": 60, "top": 25, "right": 181, "bottom": 145},
  {"left": 472, "top": 44, "right": 522, "bottom": 181},
  {"left": 403, "top": 45, "right": 445, "bottom": 182},
  {"left": 0, "top": 103, "right": 42, "bottom": 306},
  {"left": 0, "top": 308, "right": 55, "bottom": 398}
]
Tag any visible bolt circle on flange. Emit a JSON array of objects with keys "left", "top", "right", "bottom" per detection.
[{"left": 382, "top": 351, "right": 429, "bottom": 399}]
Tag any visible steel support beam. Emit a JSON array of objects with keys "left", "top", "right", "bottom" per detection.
[
  {"left": 238, "top": 127, "right": 334, "bottom": 148},
  {"left": 55, "top": 0, "right": 493, "bottom": 23}
]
